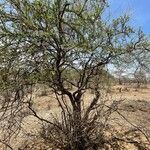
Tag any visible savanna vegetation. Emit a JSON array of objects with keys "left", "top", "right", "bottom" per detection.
[{"left": 0, "top": 0, "right": 150, "bottom": 149}]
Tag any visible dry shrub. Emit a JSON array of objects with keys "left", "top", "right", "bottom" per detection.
[{"left": 31, "top": 98, "right": 149, "bottom": 150}]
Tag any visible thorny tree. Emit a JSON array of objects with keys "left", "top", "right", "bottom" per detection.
[{"left": 0, "top": 0, "right": 150, "bottom": 149}]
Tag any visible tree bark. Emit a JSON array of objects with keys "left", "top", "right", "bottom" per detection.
[{"left": 72, "top": 96, "right": 86, "bottom": 150}]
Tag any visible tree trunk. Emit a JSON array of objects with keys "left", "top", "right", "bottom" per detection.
[{"left": 72, "top": 100, "right": 86, "bottom": 150}]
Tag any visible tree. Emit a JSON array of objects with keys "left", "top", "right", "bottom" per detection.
[
  {"left": 0, "top": 0, "right": 150, "bottom": 149},
  {"left": 134, "top": 67, "right": 147, "bottom": 88}
]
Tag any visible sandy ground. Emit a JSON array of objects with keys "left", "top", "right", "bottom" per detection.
[{"left": 0, "top": 85, "right": 150, "bottom": 149}]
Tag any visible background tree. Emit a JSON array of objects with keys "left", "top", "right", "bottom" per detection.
[
  {"left": 0, "top": 0, "right": 150, "bottom": 149},
  {"left": 134, "top": 67, "right": 147, "bottom": 88}
]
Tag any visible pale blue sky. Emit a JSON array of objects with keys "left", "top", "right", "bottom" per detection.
[
  {"left": 0, "top": 0, "right": 150, "bottom": 34},
  {"left": 109, "top": 0, "right": 150, "bottom": 34}
]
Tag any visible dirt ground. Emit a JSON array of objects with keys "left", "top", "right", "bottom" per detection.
[{"left": 0, "top": 85, "right": 150, "bottom": 149}]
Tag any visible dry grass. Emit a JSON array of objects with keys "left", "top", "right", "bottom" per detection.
[{"left": 0, "top": 85, "right": 150, "bottom": 149}]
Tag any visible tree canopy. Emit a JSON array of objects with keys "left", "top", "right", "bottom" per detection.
[{"left": 0, "top": 0, "right": 149, "bottom": 91}]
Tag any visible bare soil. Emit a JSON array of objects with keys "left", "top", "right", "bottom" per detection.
[{"left": 0, "top": 85, "right": 150, "bottom": 149}]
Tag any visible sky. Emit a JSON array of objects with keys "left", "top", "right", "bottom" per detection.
[
  {"left": 0, "top": 0, "right": 149, "bottom": 34},
  {"left": 106, "top": 0, "right": 150, "bottom": 75},
  {"left": 109, "top": 0, "right": 150, "bottom": 34}
]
